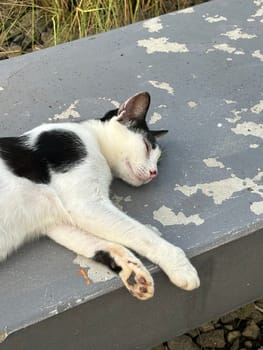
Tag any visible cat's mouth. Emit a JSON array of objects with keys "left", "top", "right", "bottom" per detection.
[{"left": 125, "top": 160, "right": 152, "bottom": 185}]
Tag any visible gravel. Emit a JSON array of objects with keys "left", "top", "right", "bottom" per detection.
[{"left": 152, "top": 300, "right": 263, "bottom": 350}]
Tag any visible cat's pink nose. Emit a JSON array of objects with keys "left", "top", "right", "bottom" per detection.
[{"left": 149, "top": 169, "right": 158, "bottom": 178}]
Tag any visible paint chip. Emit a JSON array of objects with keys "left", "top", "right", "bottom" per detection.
[
  {"left": 221, "top": 27, "right": 257, "bottom": 40},
  {"left": 252, "top": 0, "right": 263, "bottom": 17},
  {"left": 250, "top": 144, "right": 259, "bottom": 148},
  {"left": 149, "top": 80, "right": 174, "bottom": 95},
  {"left": 205, "top": 15, "right": 227, "bottom": 23},
  {"left": 177, "top": 7, "right": 194, "bottom": 14},
  {"left": 188, "top": 101, "right": 198, "bottom": 108},
  {"left": 99, "top": 97, "right": 120, "bottom": 108},
  {"left": 251, "top": 100, "right": 263, "bottom": 114},
  {"left": 203, "top": 158, "right": 225, "bottom": 168},
  {"left": 224, "top": 100, "right": 237, "bottom": 104},
  {"left": 252, "top": 50, "right": 263, "bottom": 62},
  {"left": 175, "top": 171, "right": 263, "bottom": 205},
  {"left": 207, "top": 44, "right": 244, "bottom": 55},
  {"left": 153, "top": 205, "right": 204, "bottom": 226},
  {"left": 250, "top": 201, "right": 263, "bottom": 215},
  {"left": 137, "top": 37, "right": 189, "bottom": 54},
  {"left": 0, "top": 87, "right": 4, "bottom": 91},
  {"left": 73, "top": 255, "right": 116, "bottom": 282},
  {"left": 53, "top": 100, "right": 80, "bottom": 120},
  {"left": 231, "top": 122, "right": 263, "bottom": 139},
  {"left": 143, "top": 17, "right": 163, "bottom": 33},
  {"left": 149, "top": 112, "right": 162, "bottom": 125},
  {"left": 225, "top": 108, "right": 247, "bottom": 124},
  {"left": 112, "top": 194, "right": 124, "bottom": 210}
]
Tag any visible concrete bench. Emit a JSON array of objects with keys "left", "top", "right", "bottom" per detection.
[{"left": 0, "top": 0, "right": 263, "bottom": 348}]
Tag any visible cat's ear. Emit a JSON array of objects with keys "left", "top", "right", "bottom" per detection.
[
  {"left": 150, "top": 130, "right": 169, "bottom": 138},
  {"left": 117, "top": 92, "right": 150, "bottom": 125}
]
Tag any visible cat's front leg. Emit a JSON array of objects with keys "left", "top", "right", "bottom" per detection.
[
  {"left": 69, "top": 199, "right": 200, "bottom": 291},
  {"left": 46, "top": 224, "right": 154, "bottom": 300}
]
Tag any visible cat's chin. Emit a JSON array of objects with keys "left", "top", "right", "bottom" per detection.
[{"left": 121, "top": 161, "right": 153, "bottom": 187}]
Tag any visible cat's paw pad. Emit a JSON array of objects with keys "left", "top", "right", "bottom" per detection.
[{"left": 120, "top": 260, "right": 154, "bottom": 300}]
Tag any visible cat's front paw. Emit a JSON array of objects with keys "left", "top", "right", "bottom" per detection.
[{"left": 161, "top": 248, "right": 200, "bottom": 291}]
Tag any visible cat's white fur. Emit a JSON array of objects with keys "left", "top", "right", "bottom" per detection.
[{"left": 0, "top": 93, "right": 200, "bottom": 300}]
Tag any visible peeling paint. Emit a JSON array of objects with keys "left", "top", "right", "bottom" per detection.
[
  {"left": 250, "top": 144, "right": 259, "bottom": 148},
  {"left": 149, "top": 80, "right": 174, "bottom": 95},
  {"left": 137, "top": 37, "right": 189, "bottom": 54},
  {"left": 124, "top": 195, "right": 132, "bottom": 202},
  {"left": 153, "top": 205, "right": 204, "bottom": 226},
  {"left": 252, "top": 50, "right": 263, "bottom": 62},
  {"left": 252, "top": 0, "right": 263, "bottom": 17},
  {"left": 0, "top": 87, "right": 4, "bottom": 91},
  {"left": 224, "top": 99, "right": 237, "bottom": 104},
  {"left": 99, "top": 97, "right": 120, "bottom": 108},
  {"left": 213, "top": 43, "right": 236, "bottom": 53},
  {"left": 221, "top": 27, "right": 257, "bottom": 40},
  {"left": 175, "top": 171, "right": 263, "bottom": 205},
  {"left": 207, "top": 43, "right": 244, "bottom": 55},
  {"left": 143, "top": 17, "right": 163, "bottom": 33},
  {"left": 149, "top": 112, "right": 162, "bottom": 125},
  {"left": 225, "top": 108, "right": 247, "bottom": 124},
  {"left": 112, "top": 194, "right": 124, "bottom": 210},
  {"left": 177, "top": 7, "right": 194, "bottom": 14},
  {"left": 251, "top": 100, "right": 263, "bottom": 114},
  {"left": 73, "top": 255, "right": 116, "bottom": 282},
  {"left": 203, "top": 158, "right": 225, "bottom": 168},
  {"left": 234, "top": 50, "right": 245, "bottom": 55},
  {"left": 231, "top": 122, "right": 263, "bottom": 139},
  {"left": 53, "top": 100, "right": 80, "bottom": 120},
  {"left": 205, "top": 15, "right": 227, "bottom": 23},
  {"left": 250, "top": 201, "right": 263, "bottom": 215},
  {"left": 188, "top": 101, "right": 198, "bottom": 108}
]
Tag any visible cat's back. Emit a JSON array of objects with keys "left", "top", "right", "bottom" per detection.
[{"left": 0, "top": 122, "right": 98, "bottom": 185}]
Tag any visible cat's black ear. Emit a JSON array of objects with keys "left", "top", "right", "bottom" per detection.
[
  {"left": 150, "top": 130, "right": 169, "bottom": 138},
  {"left": 117, "top": 92, "right": 151, "bottom": 125}
]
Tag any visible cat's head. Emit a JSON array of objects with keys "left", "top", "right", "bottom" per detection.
[{"left": 101, "top": 92, "right": 168, "bottom": 187}]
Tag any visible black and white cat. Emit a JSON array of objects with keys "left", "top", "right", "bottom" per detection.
[{"left": 0, "top": 92, "right": 199, "bottom": 300}]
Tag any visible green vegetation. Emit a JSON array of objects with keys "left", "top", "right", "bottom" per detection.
[{"left": 0, "top": 0, "right": 206, "bottom": 59}]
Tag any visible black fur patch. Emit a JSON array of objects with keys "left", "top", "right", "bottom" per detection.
[
  {"left": 0, "top": 130, "right": 87, "bottom": 184},
  {"left": 93, "top": 251, "right": 122, "bottom": 273},
  {"left": 100, "top": 109, "right": 118, "bottom": 122},
  {"left": 0, "top": 136, "right": 50, "bottom": 183},
  {"left": 35, "top": 130, "right": 87, "bottom": 173}
]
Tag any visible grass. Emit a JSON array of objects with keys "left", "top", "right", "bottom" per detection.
[{"left": 0, "top": 0, "right": 206, "bottom": 59}]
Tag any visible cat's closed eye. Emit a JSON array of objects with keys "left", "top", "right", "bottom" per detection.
[{"left": 144, "top": 139, "right": 151, "bottom": 155}]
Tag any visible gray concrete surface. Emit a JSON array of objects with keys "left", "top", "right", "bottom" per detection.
[{"left": 0, "top": 0, "right": 263, "bottom": 348}]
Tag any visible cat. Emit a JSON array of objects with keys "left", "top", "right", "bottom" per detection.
[{"left": 0, "top": 91, "right": 199, "bottom": 300}]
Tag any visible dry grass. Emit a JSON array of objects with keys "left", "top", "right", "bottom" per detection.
[{"left": 0, "top": 0, "right": 206, "bottom": 59}]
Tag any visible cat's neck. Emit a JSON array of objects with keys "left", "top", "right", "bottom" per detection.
[{"left": 85, "top": 119, "right": 123, "bottom": 171}]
